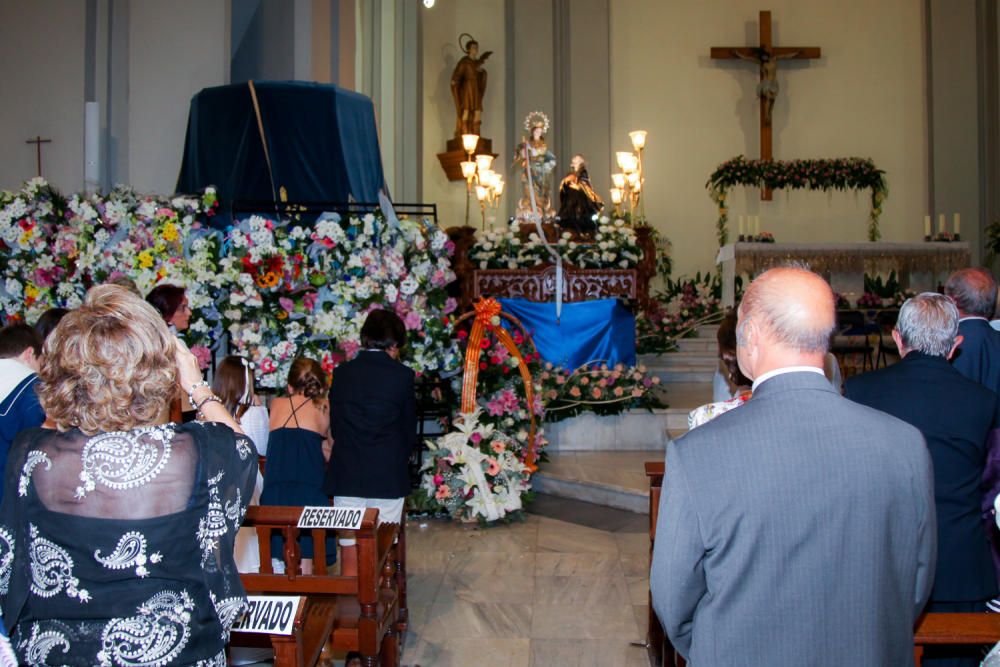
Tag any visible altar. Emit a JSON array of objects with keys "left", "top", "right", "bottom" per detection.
[{"left": 717, "top": 242, "right": 972, "bottom": 307}]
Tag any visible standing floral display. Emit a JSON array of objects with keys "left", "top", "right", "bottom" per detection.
[
  {"left": 468, "top": 218, "right": 642, "bottom": 270},
  {"left": 707, "top": 156, "right": 888, "bottom": 246},
  {"left": 220, "top": 211, "right": 462, "bottom": 387}
]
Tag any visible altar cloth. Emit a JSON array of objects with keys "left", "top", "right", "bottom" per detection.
[{"left": 498, "top": 298, "right": 636, "bottom": 370}]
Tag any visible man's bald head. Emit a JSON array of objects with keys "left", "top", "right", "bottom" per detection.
[
  {"left": 738, "top": 266, "right": 836, "bottom": 355},
  {"left": 945, "top": 268, "right": 998, "bottom": 319}
]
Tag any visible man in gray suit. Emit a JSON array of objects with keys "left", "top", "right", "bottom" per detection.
[{"left": 651, "top": 266, "right": 936, "bottom": 666}]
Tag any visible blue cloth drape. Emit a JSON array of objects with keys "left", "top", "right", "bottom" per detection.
[
  {"left": 176, "top": 81, "right": 386, "bottom": 226},
  {"left": 498, "top": 298, "right": 636, "bottom": 370}
]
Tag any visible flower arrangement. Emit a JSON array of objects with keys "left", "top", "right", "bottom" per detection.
[
  {"left": 0, "top": 179, "right": 222, "bottom": 364},
  {"left": 468, "top": 218, "right": 642, "bottom": 270},
  {"left": 751, "top": 232, "right": 775, "bottom": 243},
  {"left": 856, "top": 292, "right": 884, "bottom": 309},
  {"left": 637, "top": 272, "right": 724, "bottom": 355},
  {"left": 932, "top": 231, "right": 956, "bottom": 243},
  {"left": 834, "top": 293, "right": 852, "bottom": 310},
  {"left": 707, "top": 156, "right": 889, "bottom": 246},
  {"left": 220, "top": 212, "right": 462, "bottom": 387},
  {"left": 893, "top": 289, "right": 917, "bottom": 307},
  {"left": 538, "top": 361, "right": 663, "bottom": 420}
]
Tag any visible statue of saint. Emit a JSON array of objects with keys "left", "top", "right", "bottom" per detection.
[
  {"left": 734, "top": 47, "right": 799, "bottom": 124},
  {"left": 450, "top": 34, "right": 492, "bottom": 137},
  {"left": 557, "top": 154, "right": 604, "bottom": 235},
  {"left": 513, "top": 111, "right": 557, "bottom": 220}
]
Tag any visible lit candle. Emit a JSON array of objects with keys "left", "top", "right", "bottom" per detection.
[
  {"left": 954, "top": 212, "right": 961, "bottom": 235},
  {"left": 924, "top": 215, "right": 931, "bottom": 237},
  {"left": 738, "top": 215, "right": 745, "bottom": 236},
  {"left": 938, "top": 214, "right": 945, "bottom": 234}
]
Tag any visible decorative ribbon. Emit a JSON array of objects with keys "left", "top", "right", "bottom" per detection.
[
  {"left": 247, "top": 80, "right": 279, "bottom": 207},
  {"left": 522, "top": 141, "right": 564, "bottom": 322},
  {"left": 456, "top": 298, "right": 538, "bottom": 472}
]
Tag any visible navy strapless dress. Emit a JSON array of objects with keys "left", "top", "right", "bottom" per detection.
[{"left": 261, "top": 426, "right": 335, "bottom": 561}]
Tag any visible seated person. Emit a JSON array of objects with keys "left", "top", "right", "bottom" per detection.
[
  {"left": 324, "top": 310, "right": 416, "bottom": 576},
  {"left": 692, "top": 310, "right": 752, "bottom": 429},
  {"left": 0, "top": 285, "right": 256, "bottom": 666},
  {"left": 261, "top": 357, "right": 333, "bottom": 575},
  {"left": 0, "top": 324, "right": 45, "bottom": 505}
]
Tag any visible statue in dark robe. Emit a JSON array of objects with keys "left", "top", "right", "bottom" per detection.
[
  {"left": 451, "top": 34, "right": 492, "bottom": 137},
  {"left": 558, "top": 154, "right": 604, "bottom": 235}
]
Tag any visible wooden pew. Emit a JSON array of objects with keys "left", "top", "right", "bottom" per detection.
[
  {"left": 231, "top": 506, "right": 405, "bottom": 667},
  {"left": 647, "top": 460, "right": 1000, "bottom": 666}
]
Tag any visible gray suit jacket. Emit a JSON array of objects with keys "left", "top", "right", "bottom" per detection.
[{"left": 651, "top": 371, "right": 936, "bottom": 666}]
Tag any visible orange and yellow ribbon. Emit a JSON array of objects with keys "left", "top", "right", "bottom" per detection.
[{"left": 457, "top": 298, "right": 538, "bottom": 472}]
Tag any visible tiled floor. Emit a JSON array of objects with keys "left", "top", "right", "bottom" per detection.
[{"left": 401, "top": 495, "right": 652, "bottom": 666}]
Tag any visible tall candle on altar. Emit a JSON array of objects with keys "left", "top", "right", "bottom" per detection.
[
  {"left": 738, "top": 215, "right": 745, "bottom": 236},
  {"left": 954, "top": 213, "right": 961, "bottom": 235},
  {"left": 924, "top": 215, "right": 931, "bottom": 237},
  {"left": 938, "top": 214, "right": 945, "bottom": 234}
]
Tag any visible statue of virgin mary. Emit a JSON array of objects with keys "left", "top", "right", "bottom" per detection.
[{"left": 513, "top": 111, "right": 557, "bottom": 221}]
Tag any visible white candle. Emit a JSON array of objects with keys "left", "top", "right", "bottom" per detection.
[
  {"left": 924, "top": 215, "right": 931, "bottom": 237},
  {"left": 954, "top": 212, "right": 961, "bottom": 235},
  {"left": 738, "top": 215, "right": 745, "bottom": 236},
  {"left": 938, "top": 214, "right": 945, "bottom": 234},
  {"left": 755, "top": 215, "right": 761, "bottom": 235}
]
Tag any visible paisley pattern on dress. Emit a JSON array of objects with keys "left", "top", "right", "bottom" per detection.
[
  {"left": 29, "top": 524, "right": 90, "bottom": 603},
  {"left": 0, "top": 526, "right": 14, "bottom": 595},
  {"left": 193, "top": 650, "right": 227, "bottom": 667},
  {"left": 19, "top": 450, "right": 51, "bottom": 497},
  {"left": 97, "top": 590, "right": 194, "bottom": 667},
  {"left": 235, "top": 436, "right": 253, "bottom": 461},
  {"left": 196, "top": 471, "right": 228, "bottom": 571},
  {"left": 75, "top": 425, "right": 175, "bottom": 500},
  {"left": 18, "top": 622, "right": 71, "bottom": 666},
  {"left": 224, "top": 488, "right": 244, "bottom": 529},
  {"left": 210, "top": 592, "right": 248, "bottom": 640},
  {"left": 95, "top": 532, "right": 163, "bottom": 578}
]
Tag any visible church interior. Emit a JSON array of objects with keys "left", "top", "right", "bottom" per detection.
[{"left": 1, "top": 1, "right": 1000, "bottom": 666}]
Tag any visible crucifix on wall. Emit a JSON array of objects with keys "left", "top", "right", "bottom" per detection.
[
  {"left": 25, "top": 135, "right": 52, "bottom": 178},
  {"left": 711, "top": 10, "right": 821, "bottom": 200}
]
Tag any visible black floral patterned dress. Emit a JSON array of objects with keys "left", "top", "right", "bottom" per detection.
[{"left": 0, "top": 422, "right": 257, "bottom": 666}]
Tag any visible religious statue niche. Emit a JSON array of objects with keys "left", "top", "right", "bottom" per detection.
[
  {"left": 437, "top": 34, "right": 497, "bottom": 182},
  {"left": 557, "top": 154, "right": 603, "bottom": 235},
  {"left": 514, "top": 111, "right": 557, "bottom": 221}
]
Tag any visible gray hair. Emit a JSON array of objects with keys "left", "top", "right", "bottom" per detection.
[
  {"left": 896, "top": 292, "right": 959, "bottom": 357},
  {"left": 945, "top": 268, "right": 997, "bottom": 318},
  {"left": 738, "top": 265, "right": 835, "bottom": 353}
]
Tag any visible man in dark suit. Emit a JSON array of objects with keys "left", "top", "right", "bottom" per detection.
[
  {"left": 323, "top": 309, "right": 416, "bottom": 575},
  {"left": 847, "top": 292, "right": 1000, "bottom": 666},
  {"left": 947, "top": 267, "right": 1000, "bottom": 395},
  {"left": 651, "top": 266, "right": 936, "bottom": 666}
]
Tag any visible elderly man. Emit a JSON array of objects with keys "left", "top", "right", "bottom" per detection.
[
  {"left": 847, "top": 293, "right": 999, "bottom": 666},
  {"left": 651, "top": 266, "right": 936, "bottom": 666},
  {"left": 946, "top": 268, "right": 1000, "bottom": 395}
]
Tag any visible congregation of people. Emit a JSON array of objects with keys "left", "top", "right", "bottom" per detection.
[
  {"left": 658, "top": 266, "right": 1000, "bottom": 666},
  {"left": 0, "top": 280, "right": 414, "bottom": 665}
]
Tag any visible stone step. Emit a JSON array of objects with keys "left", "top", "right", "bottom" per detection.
[
  {"left": 544, "top": 408, "right": 691, "bottom": 450},
  {"left": 675, "top": 337, "right": 717, "bottom": 353},
  {"left": 648, "top": 367, "right": 716, "bottom": 383},
  {"left": 532, "top": 471, "right": 648, "bottom": 514},
  {"left": 532, "top": 452, "right": 657, "bottom": 514},
  {"left": 647, "top": 353, "right": 719, "bottom": 367}
]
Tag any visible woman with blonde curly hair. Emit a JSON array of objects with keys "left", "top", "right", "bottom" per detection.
[{"left": 0, "top": 285, "right": 257, "bottom": 666}]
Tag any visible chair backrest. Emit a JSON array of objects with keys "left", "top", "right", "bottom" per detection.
[
  {"left": 876, "top": 309, "right": 899, "bottom": 330},
  {"left": 836, "top": 309, "right": 866, "bottom": 330}
]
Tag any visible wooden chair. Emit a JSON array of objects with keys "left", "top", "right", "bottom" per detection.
[
  {"left": 913, "top": 613, "right": 1000, "bottom": 666},
  {"left": 645, "top": 461, "right": 685, "bottom": 667},
  {"left": 232, "top": 506, "right": 406, "bottom": 667},
  {"left": 875, "top": 309, "right": 900, "bottom": 368},
  {"left": 830, "top": 310, "right": 874, "bottom": 375}
]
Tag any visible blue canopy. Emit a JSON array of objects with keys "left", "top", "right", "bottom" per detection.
[{"left": 176, "top": 81, "right": 386, "bottom": 224}]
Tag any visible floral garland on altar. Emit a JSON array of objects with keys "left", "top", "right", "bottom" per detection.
[
  {"left": 707, "top": 156, "right": 888, "bottom": 246},
  {"left": 468, "top": 218, "right": 642, "bottom": 270},
  {"left": 0, "top": 178, "right": 223, "bottom": 365}
]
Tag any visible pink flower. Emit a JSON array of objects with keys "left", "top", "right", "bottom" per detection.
[
  {"left": 279, "top": 297, "right": 295, "bottom": 312},
  {"left": 443, "top": 297, "right": 458, "bottom": 315},
  {"left": 471, "top": 432, "right": 482, "bottom": 443},
  {"left": 404, "top": 310, "right": 422, "bottom": 331},
  {"left": 591, "top": 387, "right": 602, "bottom": 399},
  {"left": 491, "top": 441, "right": 506, "bottom": 454},
  {"left": 485, "top": 458, "right": 501, "bottom": 475},
  {"left": 569, "top": 387, "right": 581, "bottom": 398},
  {"left": 340, "top": 339, "right": 361, "bottom": 360},
  {"left": 433, "top": 474, "right": 444, "bottom": 486},
  {"left": 613, "top": 386, "right": 624, "bottom": 397},
  {"left": 155, "top": 207, "right": 175, "bottom": 217},
  {"left": 261, "top": 357, "right": 277, "bottom": 373},
  {"left": 302, "top": 292, "right": 317, "bottom": 311},
  {"left": 190, "top": 345, "right": 212, "bottom": 370},
  {"left": 485, "top": 389, "right": 519, "bottom": 416},
  {"left": 435, "top": 484, "right": 451, "bottom": 500}
]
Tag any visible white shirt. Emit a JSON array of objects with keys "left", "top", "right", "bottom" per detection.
[
  {"left": 0, "top": 358, "right": 35, "bottom": 404},
  {"left": 751, "top": 366, "right": 826, "bottom": 392},
  {"left": 239, "top": 405, "right": 270, "bottom": 457},
  {"left": 960, "top": 316, "right": 990, "bottom": 323}
]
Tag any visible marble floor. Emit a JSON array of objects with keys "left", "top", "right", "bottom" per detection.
[{"left": 400, "top": 494, "right": 653, "bottom": 666}]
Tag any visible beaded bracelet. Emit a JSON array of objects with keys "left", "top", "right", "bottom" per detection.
[
  {"left": 186, "top": 380, "right": 210, "bottom": 405},
  {"left": 195, "top": 394, "right": 223, "bottom": 421}
]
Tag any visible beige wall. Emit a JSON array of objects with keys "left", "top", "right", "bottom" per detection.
[
  {"left": 420, "top": 0, "right": 506, "bottom": 228},
  {"left": 0, "top": 0, "right": 86, "bottom": 192},
  {"left": 610, "top": 0, "right": 928, "bottom": 277}
]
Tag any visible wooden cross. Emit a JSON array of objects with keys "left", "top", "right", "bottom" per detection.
[
  {"left": 25, "top": 135, "right": 52, "bottom": 178},
  {"left": 711, "top": 10, "right": 821, "bottom": 200}
]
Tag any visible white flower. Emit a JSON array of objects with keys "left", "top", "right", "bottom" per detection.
[
  {"left": 400, "top": 276, "right": 418, "bottom": 295},
  {"left": 385, "top": 284, "right": 399, "bottom": 303}
]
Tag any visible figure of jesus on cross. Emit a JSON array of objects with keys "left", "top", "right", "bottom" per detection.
[{"left": 712, "top": 11, "right": 820, "bottom": 199}]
